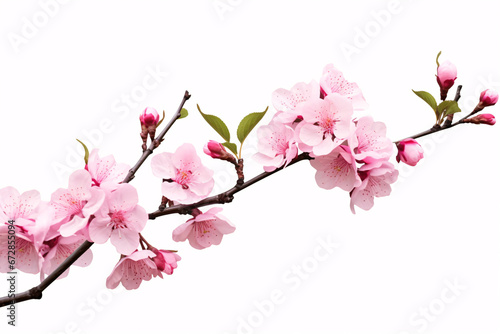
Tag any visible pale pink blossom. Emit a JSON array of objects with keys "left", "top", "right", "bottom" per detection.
[
  {"left": 350, "top": 162, "right": 398, "bottom": 213},
  {"left": 310, "top": 145, "right": 361, "bottom": 191},
  {"left": 51, "top": 169, "right": 105, "bottom": 237},
  {"left": 349, "top": 116, "right": 393, "bottom": 164},
  {"left": 0, "top": 225, "right": 42, "bottom": 274},
  {"left": 437, "top": 60, "right": 457, "bottom": 91},
  {"left": 86, "top": 149, "right": 130, "bottom": 190},
  {"left": 140, "top": 107, "right": 160, "bottom": 127},
  {"left": 253, "top": 121, "right": 298, "bottom": 172},
  {"left": 396, "top": 139, "right": 424, "bottom": 166},
  {"left": 151, "top": 249, "right": 181, "bottom": 275},
  {"left": 0, "top": 187, "right": 41, "bottom": 227},
  {"left": 479, "top": 89, "right": 498, "bottom": 107},
  {"left": 106, "top": 250, "right": 159, "bottom": 290},
  {"left": 40, "top": 234, "right": 93, "bottom": 280},
  {"left": 296, "top": 94, "right": 353, "bottom": 156},
  {"left": 151, "top": 143, "right": 214, "bottom": 204},
  {"left": 172, "top": 208, "right": 235, "bottom": 250},
  {"left": 89, "top": 184, "right": 148, "bottom": 255},
  {"left": 320, "top": 64, "right": 368, "bottom": 110},
  {"left": 272, "top": 81, "right": 320, "bottom": 124}
]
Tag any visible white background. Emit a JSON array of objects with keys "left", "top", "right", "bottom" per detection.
[{"left": 1, "top": 0, "right": 499, "bottom": 333}]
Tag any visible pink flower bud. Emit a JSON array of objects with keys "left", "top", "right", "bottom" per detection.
[
  {"left": 203, "top": 140, "right": 227, "bottom": 159},
  {"left": 465, "top": 113, "right": 496, "bottom": 125},
  {"left": 479, "top": 89, "right": 499, "bottom": 107},
  {"left": 396, "top": 138, "right": 424, "bottom": 167},
  {"left": 436, "top": 61, "right": 457, "bottom": 90},
  {"left": 139, "top": 107, "right": 160, "bottom": 127}
]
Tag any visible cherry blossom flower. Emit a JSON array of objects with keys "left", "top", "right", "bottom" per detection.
[
  {"left": 272, "top": 81, "right": 320, "bottom": 124},
  {"left": 172, "top": 208, "right": 235, "bottom": 250},
  {"left": 319, "top": 64, "right": 368, "bottom": 110},
  {"left": 86, "top": 149, "right": 130, "bottom": 190},
  {"left": 350, "top": 162, "right": 399, "bottom": 213},
  {"left": 349, "top": 116, "right": 393, "bottom": 164},
  {"left": 396, "top": 139, "right": 424, "bottom": 166},
  {"left": 51, "top": 169, "right": 105, "bottom": 237},
  {"left": 151, "top": 249, "right": 181, "bottom": 275},
  {"left": 296, "top": 94, "right": 353, "bottom": 156},
  {"left": 151, "top": 143, "right": 214, "bottom": 204},
  {"left": 0, "top": 186, "right": 41, "bottom": 227},
  {"left": 310, "top": 145, "right": 361, "bottom": 191},
  {"left": 253, "top": 121, "right": 298, "bottom": 172},
  {"left": 0, "top": 225, "right": 42, "bottom": 274},
  {"left": 106, "top": 250, "right": 160, "bottom": 290},
  {"left": 89, "top": 184, "right": 148, "bottom": 255}
]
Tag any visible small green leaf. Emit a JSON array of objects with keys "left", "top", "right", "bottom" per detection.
[
  {"left": 179, "top": 108, "right": 188, "bottom": 119},
  {"left": 436, "top": 51, "right": 442, "bottom": 68},
  {"left": 413, "top": 90, "right": 438, "bottom": 117},
  {"left": 76, "top": 139, "right": 89, "bottom": 165},
  {"left": 197, "top": 104, "right": 231, "bottom": 142},
  {"left": 156, "top": 110, "right": 166, "bottom": 127},
  {"left": 222, "top": 142, "right": 238, "bottom": 156},
  {"left": 438, "top": 100, "right": 461, "bottom": 117},
  {"left": 236, "top": 107, "right": 268, "bottom": 145}
]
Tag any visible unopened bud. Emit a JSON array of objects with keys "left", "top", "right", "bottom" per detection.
[
  {"left": 463, "top": 113, "right": 496, "bottom": 125},
  {"left": 396, "top": 138, "right": 424, "bottom": 167},
  {"left": 436, "top": 60, "right": 457, "bottom": 100}
]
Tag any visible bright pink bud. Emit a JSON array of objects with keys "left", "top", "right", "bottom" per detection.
[
  {"left": 140, "top": 107, "right": 160, "bottom": 127},
  {"left": 151, "top": 248, "right": 181, "bottom": 275},
  {"left": 436, "top": 61, "right": 457, "bottom": 90},
  {"left": 479, "top": 89, "right": 499, "bottom": 107},
  {"left": 396, "top": 138, "right": 424, "bottom": 167},
  {"left": 465, "top": 113, "right": 496, "bottom": 125},
  {"left": 203, "top": 140, "right": 226, "bottom": 159}
]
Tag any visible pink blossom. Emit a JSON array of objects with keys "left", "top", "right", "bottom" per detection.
[
  {"left": 40, "top": 234, "right": 93, "bottom": 280},
  {"left": 172, "top": 208, "right": 235, "bottom": 250},
  {"left": 349, "top": 116, "right": 393, "bottom": 163},
  {"left": 320, "top": 64, "right": 368, "bottom": 110},
  {"left": 89, "top": 184, "right": 148, "bottom": 255},
  {"left": 151, "top": 143, "right": 214, "bottom": 204},
  {"left": 253, "top": 121, "right": 298, "bottom": 172},
  {"left": 0, "top": 187, "right": 41, "bottom": 227},
  {"left": 139, "top": 107, "right": 160, "bottom": 127},
  {"left": 350, "top": 162, "right": 399, "bottom": 213},
  {"left": 296, "top": 94, "right": 353, "bottom": 156},
  {"left": 437, "top": 60, "right": 457, "bottom": 90},
  {"left": 204, "top": 140, "right": 227, "bottom": 159},
  {"left": 479, "top": 89, "right": 498, "bottom": 107},
  {"left": 0, "top": 225, "right": 42, "bottom": 274},
  {"left": 272, "top": 81, "right": 320, "bottom": 124},
  {"left": 106, "top": 250, "right": 160, "bottom": 290},
  {"left": 396, "top": 139, "right": 424, "bottom": 166},
  {"left": 310, "top": 145, "right": 361, "bottom": 191},
  {"left": 51, "top": 169, "right": 105, "bottom": 237},
  {"left": 466, "top": 113, "right": 496, "bottom": 125},
  {"left": 151, "top": 249, "right": 181, "bottom": 275},
  {"left": 86, "top": 149, "right": 130, "bottom": 190}
]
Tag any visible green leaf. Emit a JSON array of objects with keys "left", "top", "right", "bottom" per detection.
[
  {"left": 222, "top": 142, "right": 238, "bottom": 156},
  {"left": 179, "top": 108, "right": 188, "bottom": 119},
  {"left": 76, "top": 139, "right": 89, "bottom": 165},
  {"left": 197, "top": 104, "right": 231, "bottom": 142},
  {"left": 413, "top": 90, "right": 438, "bottom": 117},
  {"left": 156, "top": 110, "right": 166, "bottom": 127},
  {"left": 438, "top": 100, "right": 461, "bottom": 117},
  {"left": 236, "top": 107, "right": 268, "bottom": 145},
  {"left": 436, "top": 51, "right": 442, "bottom": 68}
]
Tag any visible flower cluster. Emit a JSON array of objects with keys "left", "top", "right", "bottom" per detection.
[{"left": 254, "top": 64, "right": 398, "bottom": 213}]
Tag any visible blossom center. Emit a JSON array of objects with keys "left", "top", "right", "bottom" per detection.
[
  {"left": 175, "top": 169, "right": 193, "bottom": 189},
  {"left": 109, "top": 211, "right": 127, "bottom": 229}
]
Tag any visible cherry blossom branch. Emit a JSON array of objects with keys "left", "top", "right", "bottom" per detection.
[
  {"left": 0, "top": 91, "right": 191, "bottom": 308},
  {"left": 148, "top": 152, "right": 313, "bottom": 219}
]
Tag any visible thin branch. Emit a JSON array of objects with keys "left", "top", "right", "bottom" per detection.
[
  {"left": 149, "top": 152, "right": 313, "bottom": 219},
  {"left": 0, "top": 91, "right": 191, "bottom": 308}
]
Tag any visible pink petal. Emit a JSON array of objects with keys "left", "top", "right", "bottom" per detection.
[
  {"left": 172, "top": 220, "right": 194, "bottom": 242},
  {"left": 299, "top": 123, "right": 323, "bottom": 146},
  {"left": 151, "top": 152, "right": 176, "bottom": 179},
  {"left": 110, "top": 228, "right": 140, "bottom": 255},
  {"left": 88, "top": 216, "right": 113, "bottom": 243},
  {"left": 108, "top": 184, "right": 139, "bottom": 212}
]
